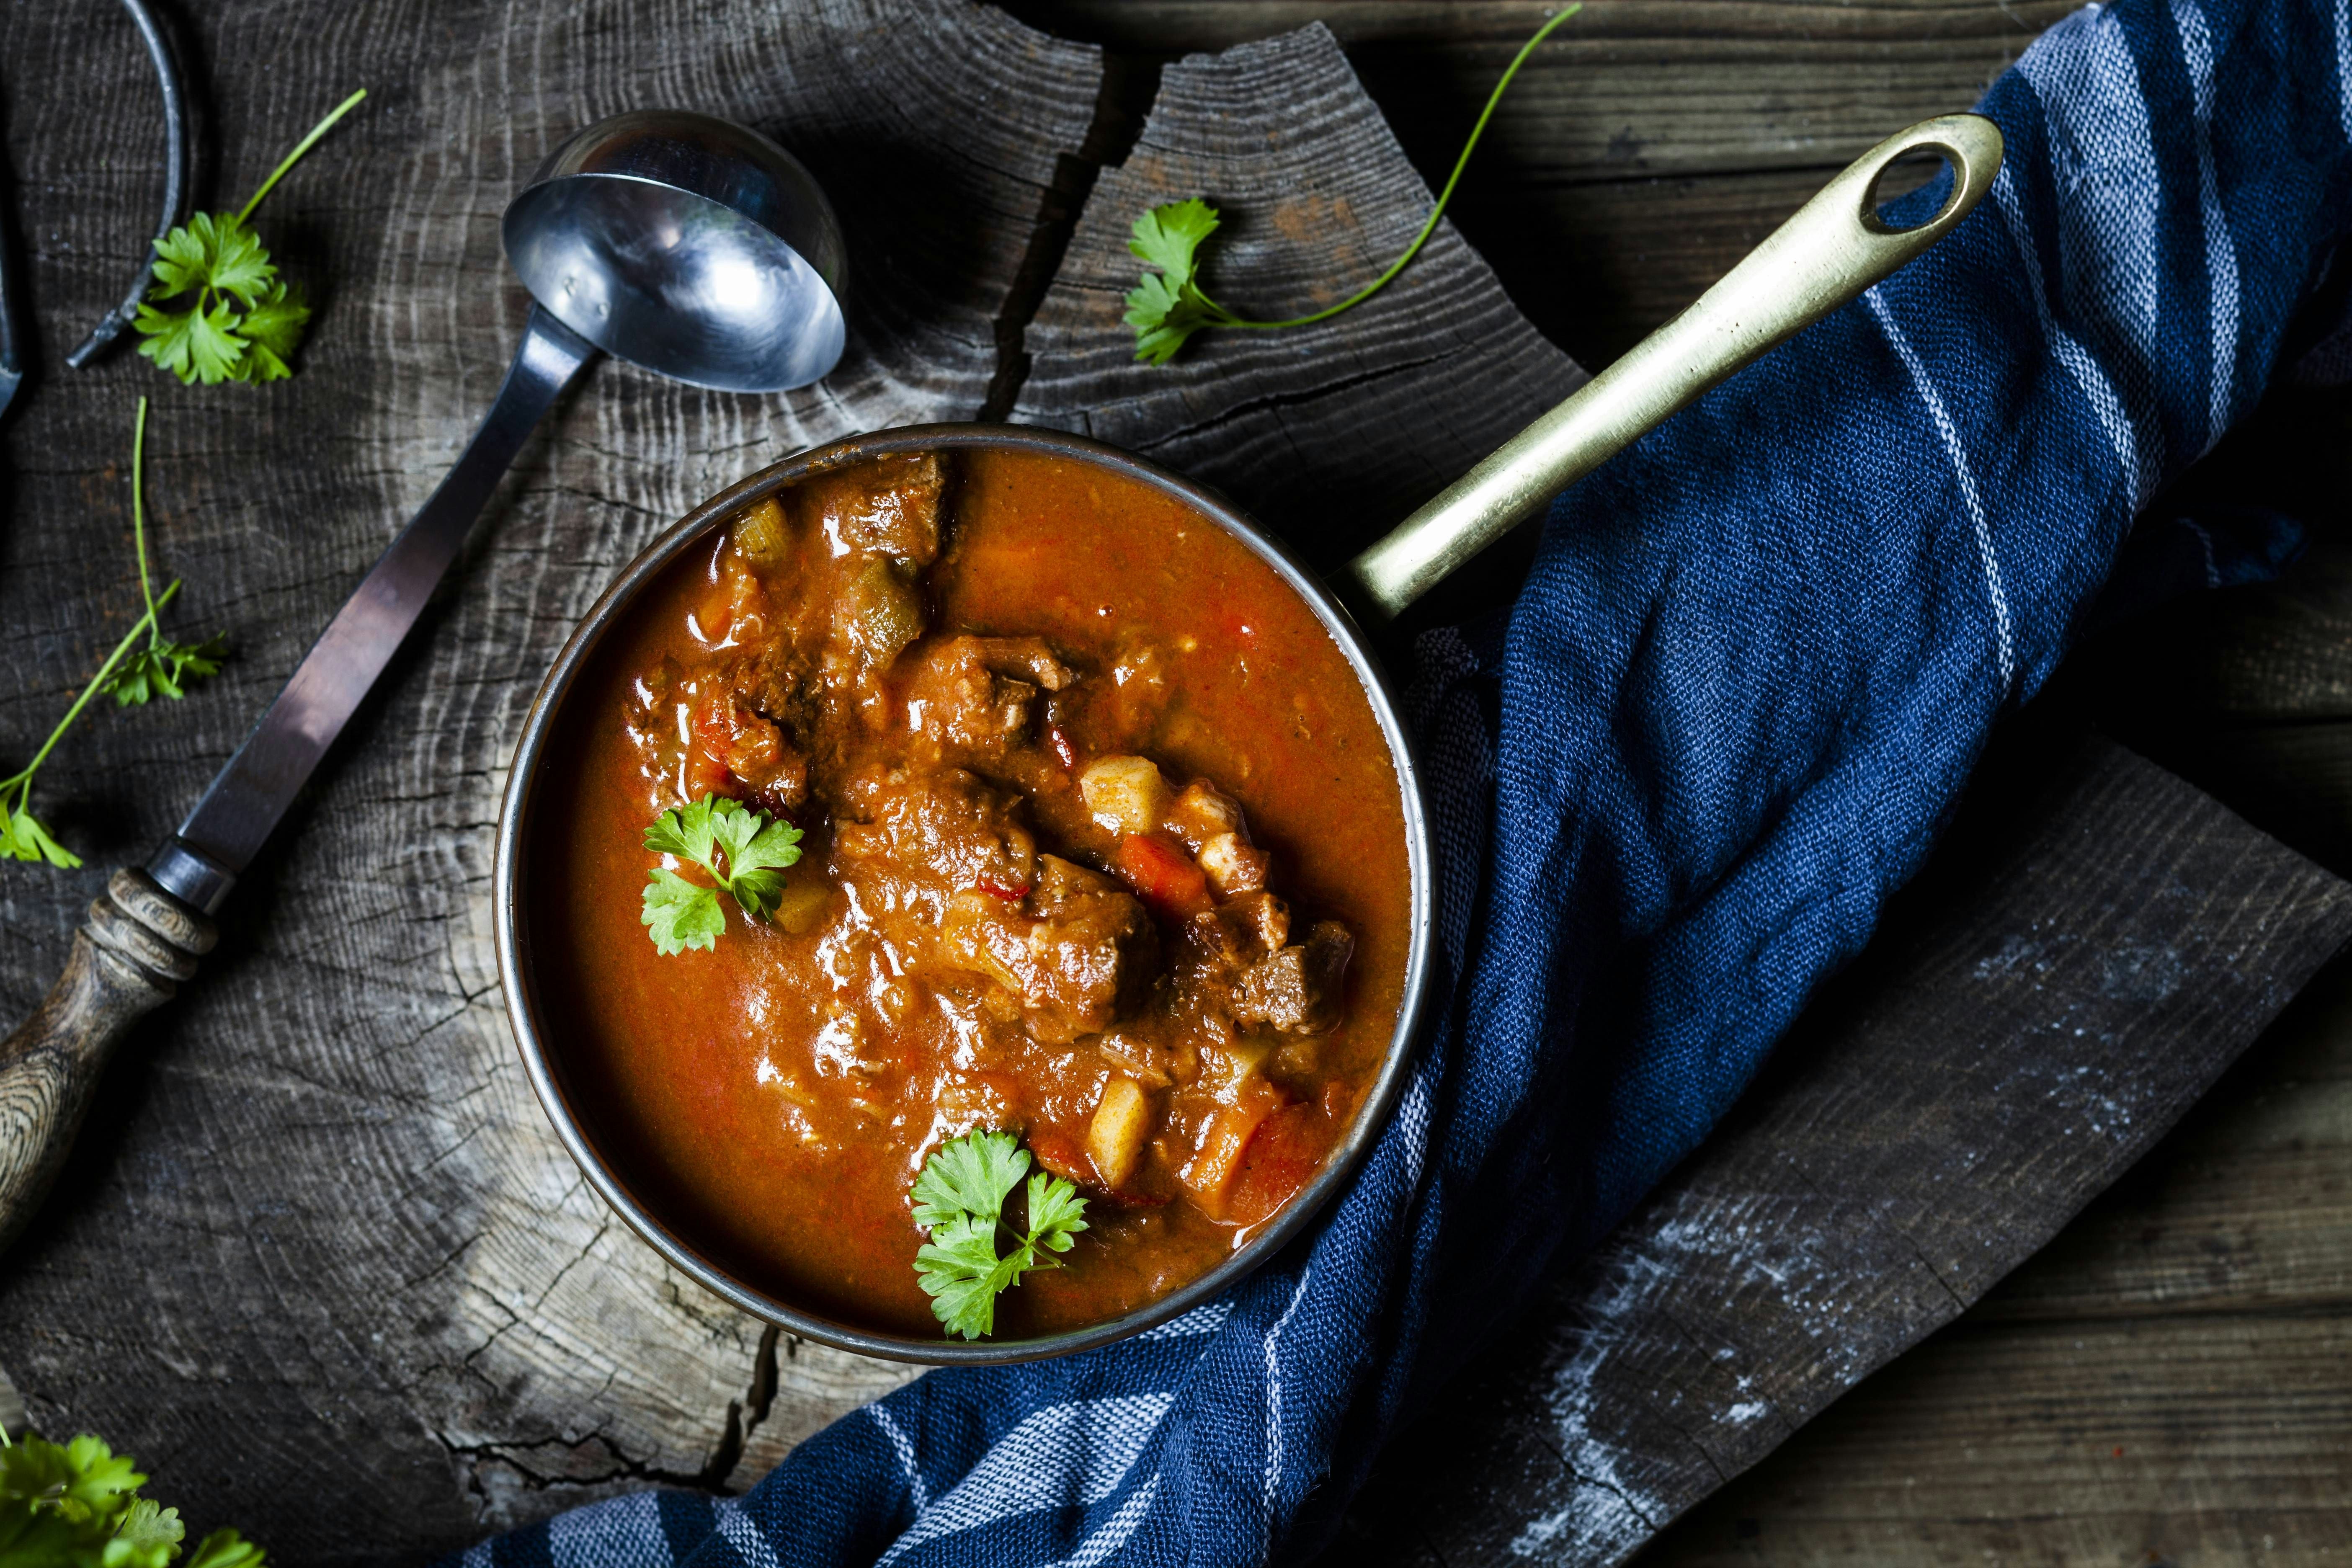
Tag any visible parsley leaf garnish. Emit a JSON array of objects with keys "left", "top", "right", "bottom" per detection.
[
  {"left": 640, "top": 793, "right": 805, "bottom": 954},
  {"left": 133, "top": 89, "right": 364, "bottom": 386},
  {"left": 1124, "top": 6, "right": 1577, "bottom": 364},
  {"left": 910, "top": 1130, "right": 1090, "bottom": 1340},
  {"left": 0, "top": 1426, "right": 266, "bottom": 1568},
  {"left": 3, "top": 400, "right": 228, "bottom": 872}
]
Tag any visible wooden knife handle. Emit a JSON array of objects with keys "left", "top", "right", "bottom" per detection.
[{"left": 0, "top": 869, "right": 214, "bottom": 1257}]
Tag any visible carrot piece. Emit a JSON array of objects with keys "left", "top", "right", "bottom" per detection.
[
  {"left": 1225, "top": 1104, "right": 1331, "bottom": 1228},
  {"left": 1114, "top": 833, "right": 1212, "bottom": 919}
]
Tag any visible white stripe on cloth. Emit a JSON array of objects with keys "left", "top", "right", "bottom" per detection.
[
  {"left": 868, "top": 1403, "right": 931, "bottom": 1513},
  {"left": 713, "top": 1499, "right": 784, "bottom": 1568},
  {"left": 2169, "top": 0, "right": 2242, "bottom": 448},
  {"left": 2016, "top": 0, "right": 2167, "bottom": 495},
  {"left": 2338, "top": 0, "right": 2352, "bottom": 141},
  {"left": 462, "top": 1543, "right": 494, "bottom": 1568},
  {"left": 1991, "top": 164, "right": 2144, "bottom": 507},
  {"left": 1395, "top": 1067, "right": 1434, "bottom": 1195},
  {"left": 874, "top": 1395, "right": 1172, "bottom": 1567},
  {"left": 1037, "top": 1475, "right": 1161, "bottom": 1568},
  {"left": 1261, "top": 1268, "right": 1314, "bottom": 1552},
  {"left": 1136, "top": 1299, "right": 1233, "bottom": 1340},
  {"left": 547, "top": 1493, "right": 666, "bottom": 1568},
  {"left": 1864, "top": 289, "right": 2019, "bottom": 691}
]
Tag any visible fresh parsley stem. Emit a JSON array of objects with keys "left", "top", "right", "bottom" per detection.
[
  {"left": 133, "top": 396, "right": 160, "bottom": 645},
  {"left": 235, "top": 88, "right": 369, "bottom": 224},
  {"left": 1199, "top": 4, "right": 1580, "bottom": 331},
  {"left": 0, "top": 580, "right": 182, "bottom": 800}
]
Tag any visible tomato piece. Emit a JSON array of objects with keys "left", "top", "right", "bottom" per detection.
[
  {"left": 1113, "top": 834, "right": 1212, "bottom": 920},
  {"left": 1026, "top": 1123, "right": 1093, "bottom": 1188},
  {"left": 1224, "top": 1104, "right": 1330, "bottom": 1229}
]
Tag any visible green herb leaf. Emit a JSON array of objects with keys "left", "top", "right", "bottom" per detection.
[
  {"left": 640, "top": 793, "right": 804, "bottom": 952},
  {"left": 0, "top": 1431, "right": 266, "bottom": 1568},
  {"left": 129, "top": 91, "right": 365, "bottom": 389},
  {"left": 182, "top": 1528, "right": 266, "bottom": 1568},
  {"left": 909, "top": 1130, "right": 1090, "bottom": 1340},
  {"left": 0, "top": 800, "right": 82, "bottom": 869},
  {"left": 1122, "top": 200, "right": 1231, "bottom": 366},
  {"left": 104, "top": 634, "right": 229, "bottom": 708},
  {"left": 133, "top": 296, "right": 249, "bottom": 387},
  {"left": 641, "top": 867, "right": 727, "bottom": 956},
  {"left": 230, "top": 282, "right": 310, "bottom": 383}
]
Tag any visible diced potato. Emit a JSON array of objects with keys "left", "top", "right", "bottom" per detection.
[
  {"left": 771, "top": 879, "right": 833, "bottom": 936},
  {"left": 1167, "top": 779, "right": 1243, "bottom": 848},
  {"left": 1198, "top": 1039, "right": 1271, "bottom": 1102},
  {"left": 1079, "top": 755, "right": 1170, "bottom": 837},
  {"left": 1087, "top": 1076, "right": 1155, "bottom": 1189},
  {"left": 732, "top": 496, "right": 790, "bottom": 570},
  {"left": 1197, "top": 832, "right": 1270, "bottom": 896}
]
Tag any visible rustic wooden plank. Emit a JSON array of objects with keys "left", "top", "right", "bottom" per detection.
[
  {"left": 1648, "top": 1311, "right": 2352, "bottom": 1565},
  {"left": 0, "top": 0, "right": 1102, "bottom": 1553},
  {"left": 1970, "top": 952, "right": 2352, "bottom": 1325},
  {"left": 1315, "top": 735, "right": 2352, "bottom": 1566}
]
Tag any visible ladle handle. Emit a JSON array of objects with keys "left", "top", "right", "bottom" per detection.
[{"left": 1340, "top": 112, "right": 2004, "bottom": 621}]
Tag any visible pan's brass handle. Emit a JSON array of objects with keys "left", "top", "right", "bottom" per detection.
[{"left": 1341, "top": 112, "right": 2004, "bottom": 621}]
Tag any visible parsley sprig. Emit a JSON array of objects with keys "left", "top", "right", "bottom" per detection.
[
  {"left": 640, "top": 793, "right": 805, "bottom": 954},
  {"left": 103, "top": 399, "right": 228, "bottom": 707},
  {"left": 1, "top": 400, "right": 228, "bottom": 869},
  {"left": 0, "top": 1426, "right": 266, "bottom": 1568},
  {"left": 1124, "top": 6, "right": 1578, "bottom": 363},
  {"left": 911, "top": 1130, "right": 1090, "bottom": 1340},
  {"left": 134, "top": 88, "right": 367, "bottom": 386}
]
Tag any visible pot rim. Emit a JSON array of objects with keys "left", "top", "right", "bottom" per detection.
[{"left": 492, "top": 422, "right": 1436, "bottom": 1365}]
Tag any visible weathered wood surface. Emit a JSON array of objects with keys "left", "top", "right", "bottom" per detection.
[
  {"left": 1312, "top": 735, "right": 2352, "bottom": 1565},
  {"left": 2, "top": 2, "right": 2346, "bottom": 1565},
  {"left": 1646, "top": 959, "right": 2352, "bottom": 1562}
]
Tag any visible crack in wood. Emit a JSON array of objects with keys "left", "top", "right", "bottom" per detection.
[{"left": 979, "top": 52, "right": 1163, "bottom": 421}]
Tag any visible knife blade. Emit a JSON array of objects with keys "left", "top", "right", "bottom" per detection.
[{"left": 147, "top": 304, "right": 597, "bottom": 915}]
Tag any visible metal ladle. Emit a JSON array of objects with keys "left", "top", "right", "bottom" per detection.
[{"left": 0, "top": 108, "right": 848, "bottom": 1256}]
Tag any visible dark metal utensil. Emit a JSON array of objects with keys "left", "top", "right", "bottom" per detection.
[
  {"left": 66, "top": 0, "right": 192, "bottom": 371},
  {"left": 0, "top": 109, "right": 848, "bottom": 1257}
]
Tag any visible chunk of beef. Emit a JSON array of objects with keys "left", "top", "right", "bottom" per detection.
[
  {"left": 1232, "top": 920, "right": 1353, "bottom": 1035},
  {"left": 940, "top": 855, "right": 1159, "bottom": 1044},
  {"left": 909, "top": 636, "right": 1074, "bottom": 765},
  {"left": 689, "top": 689, "right": 809, "bottom": 810},
  {"left": 819, "top": 452, "right": 944, "bottom": 566},
  {"left": 833, "top": 766, "right": 1036, "bottom": 897},
  {"left": 1166, "top": 778, "right": 1243, "bottom": 850}
]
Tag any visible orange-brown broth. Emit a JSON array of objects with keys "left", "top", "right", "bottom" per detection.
[{"left": 531, "top": 448, "right": 1411, "bottom": 1338}]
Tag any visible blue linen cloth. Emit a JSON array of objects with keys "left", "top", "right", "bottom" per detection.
[{"left": 452, "top": 0, "right": 2352, "bottom": 1562}]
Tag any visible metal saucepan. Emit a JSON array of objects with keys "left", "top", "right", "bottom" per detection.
[{"left": 495, "top": 114, "right": 2003, "bottom": 1363}]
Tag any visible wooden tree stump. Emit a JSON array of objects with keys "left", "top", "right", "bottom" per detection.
[{"left": 0, "top": 4, "right": 2343, "bottom": 1564}]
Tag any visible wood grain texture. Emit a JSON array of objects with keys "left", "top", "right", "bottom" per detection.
[
  {"left": 1315, "top": 736, "right": 2352, "bottom": 1566},
  {"left": 1640, "top": 952, "right": 2352, "bottom": 1564},
  {"left": 0, "top": 0, "right": 1100, "bottom": 1552}
]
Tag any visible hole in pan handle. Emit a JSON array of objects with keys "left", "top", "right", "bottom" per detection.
[{"left": 1339, "top": 112, "right": 2005, "bottom": 624}]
